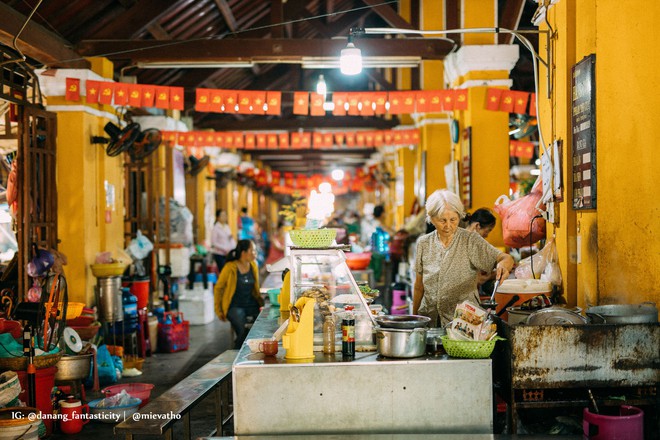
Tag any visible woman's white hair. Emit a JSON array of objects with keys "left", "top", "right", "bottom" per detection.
[{"left": 425, "top": 189, "right": 465, "bottom": 223}]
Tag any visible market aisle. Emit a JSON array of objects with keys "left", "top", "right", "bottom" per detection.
[{"left": 49, "top": 318, "right": 233, "bottom": 440}]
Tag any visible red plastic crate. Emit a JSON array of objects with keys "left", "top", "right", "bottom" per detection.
[{"left": 157, "top": 312, "right": 189, "bottom": 353}]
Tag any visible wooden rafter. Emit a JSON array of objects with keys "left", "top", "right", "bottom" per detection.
[
  {"left": 498, "top": 0, "right": 526, "bottom": 44},
  {"left": 214, "top": 0, "right": 239, "bottom": 32},
  {"left": 361, "top": 0, "right": 414, "bottom": 30}
]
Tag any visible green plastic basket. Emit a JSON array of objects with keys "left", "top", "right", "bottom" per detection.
[
  {"left": 288, "top": 228, "right": 337, "bottom": 248},
  {"left": 441, "top": 335, "right": 505, "bottom": 359}
]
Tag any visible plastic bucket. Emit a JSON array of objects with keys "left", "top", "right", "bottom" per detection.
[
  {"left": 17, "top": 367, "right": 57, "bottom": 436},
  {"left": 583, "top": 406, "right": 643, "bottom": 440},
  {"left": 130, "top": 278, "right": 150, "bottom": 309}
]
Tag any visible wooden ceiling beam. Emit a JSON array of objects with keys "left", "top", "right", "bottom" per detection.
[
  {"left": 87, "top": 0, "right": 187, "bottom": 40},
  {"left": 498, "top": 0, "right": 526, "bottom": 44},
  {"left": 0, "top": 3, "right": 89, "bottom": 68},
  {"left": 360, "top": 0, "right": 414, "bottom": 30},
  {"left": 214, "top": 0, "right": 239, "bottom": 32},
  {"left": 77, "top": 38, "right": 453, "bottom": 62}
]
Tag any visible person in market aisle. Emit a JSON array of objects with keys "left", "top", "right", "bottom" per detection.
[
  {"left": 210, "top": 209, "right": 236, "bottom": 273},
  {"left": 214, "top": 239, "right": 264, "bottom": 349},
  {"left": 238, "top": 207, "right": 255, "bottom": 240},
  {"left": 463, "top": 207, "right": 499, "bottom": 294},
  {"left": 265, "top": 221, "right": 286, "bottom": 265},
  {"left": 412, "top": 190, "right": 514, "bottom": 327}
]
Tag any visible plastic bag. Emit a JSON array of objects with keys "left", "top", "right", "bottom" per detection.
[
  {"left": 494, "top": 176, "right": 546, "bottom": 248},
  {"left": 514, "top": 237, "right": 562, "bottom": 283},
  {"left": 541, "top": 238, "right": 562, "bottom": 286},
  {"left": 126, "top": 230, "right": 153, "bottom": 260}
]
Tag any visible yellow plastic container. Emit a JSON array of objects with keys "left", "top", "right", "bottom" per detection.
[{"left": 90, "top": 262, "right": 127, "bottom": 278}]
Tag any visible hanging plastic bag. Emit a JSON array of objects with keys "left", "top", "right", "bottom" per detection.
[
  {"left": 541, "top": 238, "right": 562, "bottom": 286},
  {"left": 494, "top": 176, "right": 546, "bottom": 248},
  {"left": 126, "top": 230, "right": 153, "bottom": 260}
]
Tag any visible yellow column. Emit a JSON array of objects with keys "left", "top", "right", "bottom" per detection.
[
  {"left": 462, "top": 0, "right": 498, "bottom": 45},
  {"left": 43, "top": 58, "right": 125, "bottom": 305}
]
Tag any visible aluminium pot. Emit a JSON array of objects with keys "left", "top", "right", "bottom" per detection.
[
  {"left": 585, "top": 302, "right": 658, "bottom": 324},
  {"left": 374, "top": 326, "right": 427, "bottom": 358},
  {"left": 54, "top": 353, "right": 93, "bottom": 381}
]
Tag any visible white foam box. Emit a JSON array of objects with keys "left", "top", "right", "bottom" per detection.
[
  {"left": 177, "top": 288, "right": 214, "bottom": 325},
  {"left": 158, "top": 246, "right": 191, "bottom": 278}
]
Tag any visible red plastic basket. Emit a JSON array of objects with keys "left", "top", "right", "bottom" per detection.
[
  {"left": 157, "top": 312, "right": 189, "bottom": 353},
  {"left": 102, "top": 383, "right": 154, "bottom": 408}
]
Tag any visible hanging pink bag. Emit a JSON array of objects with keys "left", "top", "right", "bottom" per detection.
[{"left": 493, "top": 177, "right": 546, "bottom": 248}]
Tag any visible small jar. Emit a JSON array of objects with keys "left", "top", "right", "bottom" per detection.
[{"left": 425, "top": 327, "right": 446, "bottom": 356}]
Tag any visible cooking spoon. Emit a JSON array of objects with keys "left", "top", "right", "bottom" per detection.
[{"left": 489, "top": 278, "right": 501, "bottom": 302}]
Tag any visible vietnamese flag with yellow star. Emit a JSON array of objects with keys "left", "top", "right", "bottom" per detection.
[
  {"left": 414, "top": 91, "right": 429, "bottom": 113},
  {"left": 278, "top": 133, "right": 289, "bottom": 149},
  {"left": 170, "top": 87, "right": 184, "bottom": 110},
  {"left": 529, "top": 93, "right": 537, "bottom": 116},
  {"left": 388, "top": 91, "right": 403, "bottom": 114},
  {"left": 313, "top": 132, "right": 323, "bottom": 149},
  {"left": 513, "top": 91, "right": 529, "bottom": 114},
  {"left": 485, "top": 88, "right": 503, "bottom": 111},
  {"left": 346, "top": 93, "right": 360, "bottom": 116},
  {"left": 114, "top": 83, "right": 128, "bottom": 106},
  {"left": 267, "top": 133, "right": 278, "bottom": 149},
  {"left": 86, "top": 80, "right": 100, "bottom": 104},
  {"left": 99, "top": 82, "right": 115, "bottom": 105},
  {"left": 441, "top": 90, "right": 454, "bottom": 111},
  {"left": 290, "top": 133, "right": 301, "bottom": 149},
  {"left": 233, "top": 132, "right": 244, "bottom": 148},
  {"left": 142, "top": 86, "right": 155, "bottom": 107},
  {"left": 372, "top": 92, "right": 387, "bottom": 115},
  {"left": 300, "top": 132, "right": 312, "bottom": 148},
  {"left": 266, "top": 91, "right": 281, "bottom": 115},
  {"left": 293, "top": 92, "right": 309, "bottom": 115},
  {"left": 332, "top": 92, "right": 347, "bottom": 116},
  {"left": 334, "top": 132, "right": 345, "bottom": 146},
  {"left": 222, "top": 91, "right": 237, "bottom": 113},
  {"left": 244, "top": 134, "right": 255, "bottom": 150},
  {"left": 345, "top": 132, "right": 355, "bottom": 147},
  {"left": 65, "top": 78, "right": 80, "bottom": 101},
  {"left": 360, "top": 94, "right": 375, "bottom": 116},
  {"left": 256, "top": 134, "right": 267, "bottom": 149}
]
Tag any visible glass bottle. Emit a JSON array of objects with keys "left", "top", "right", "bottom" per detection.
[
  {"left": 322, "top": 315, "right": 336, "bottom": 354},
  {"left": 341, "top": 306, "right": 355, "bottom": 359}
]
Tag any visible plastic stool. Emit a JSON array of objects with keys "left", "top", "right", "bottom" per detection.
[{"left": 187, "top": 255, "right": 208, "bottom": 289}]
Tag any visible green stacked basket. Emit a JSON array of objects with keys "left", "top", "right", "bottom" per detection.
[
  {"left": 441, "top": 335, "right": 505, "bottom": 359},
  {"left": 288, "top": 228, "right": 337, "bottom": 248}
]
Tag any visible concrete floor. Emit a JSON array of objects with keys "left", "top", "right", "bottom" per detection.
[{"left": 50, "top": 318, "right": 233, "bottom": 440}]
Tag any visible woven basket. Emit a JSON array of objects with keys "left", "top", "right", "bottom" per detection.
[
  {"left": 0, "top": 352, "right": 63, "bottom": 372},
  {"left": 289, "top": 228, "right": 337, "bottom": 248},
  {"left": 441, "top": 335, "right": 505, "bottom": 359}
]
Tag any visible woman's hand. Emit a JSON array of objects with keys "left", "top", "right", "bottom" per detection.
[
  {"left": 217, "top": 311, "right": 226, "bottom": 322},
  {"left": 495, "top": 254, "right": 515, "bottom": 282}
]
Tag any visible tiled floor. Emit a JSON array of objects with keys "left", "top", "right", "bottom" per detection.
[{"left": 49, "top": 318, "right": 233, "bottom": 439}]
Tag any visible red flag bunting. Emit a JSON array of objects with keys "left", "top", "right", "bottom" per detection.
[
  {"left": 513, "top": 91, "right": 529, "bottom": 114},
  {"left": 99, "top": 82, "right": 115, "bottom": 105},
  {"left": 223, "top": 91, "right": 237, "bottom": 112},
  {"left": 128, "top": 84, "right": 142, "bottom": 107},
  {"left": 244, "top": 134, "right": 255, "bottom": 150},
  {"left": 256, "top": 134, "right": 267, "bottom": 149},
  {"left": 313, "top": 132, "right": 323, "bottom": 149},
  {"left": 415, "top": 91, "right": 429, "bottom": 113},
  {"left": 499, "top": 90, "right": 515, "bottom": 113},
  {"left": 373, "top": 92, "right": 387, "bottom": 115},
  {"left": 209, "top": 90, "right": 223, "bottom": 113},
  {"left": 323, "top": 133, "right": 333, "bottom": 148},
  {"left": 346, "top": 93, "right": 360, "bottom": 116},
  {"left": 65, "top": 78, "right": 80, "bottom": 101},
  {"left": 441, "top": 90, "right": 455, "bottom": 111},
  {"left": 266, "top": 92, "right": 281, "bottom": 115},
  {"left": 267, "top": 134, "right": 278, "bottom": 149},
  {"left": 290, "top": 133, "right": 302, "bottom": 149},
  {"left": 86, "top": 80, "right": 100, "bottom": 104},
  {"left": 485, "top": 88, "right": 503, "bottom": 111},
  {"left": 278, "top": 133, "right": 289, "bottom": 149},
  {"left": 170, "top": 87, "right": 184, "bottom": 111},
  {"left": 155, "top": 86, "right": 170, "bottom": 109},
  {"left": 360, "top": 94, "right": 375, "bottom": 116},
  {"left": 454, "top": 89, "right": 468, "bottom": 110},
  {"left": 196, "top": 89, "right": 210, "bottom": 112},
  {"left": 529, "top": 93, "right": 537, "bottom": 117},
  {"left": 142, "top": 86, "right": 156, "bottom": 107},
  {"left": 309, "top": 92, "right": 325, "bottom": 116},
  {"left": 334, "top": 132, "right": 345, "bottom": 146},
  {"left": 114, "top": 83, "right": 128, "bottom": 106},
  {"left": 300, "top": 132, "right": 312, "bottom": 149},
  {"left": 332, "top": 93, "right": 347, "bottom": 116},
  {"left": 293, "top": 92, "right": 309, "bottom": 115}
]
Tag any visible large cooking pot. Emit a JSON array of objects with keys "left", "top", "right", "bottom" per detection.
[
  {"left": 54, "top": 353, "right": 93, "bottom": 381},
  {"left": 374, "top": 314, "right": 431, "bottom": 329},
  {"left": 507, "top": 306, "right": 583, "bottom": 325},
  {"left": 586, "top": 303, "right": 658, "bottom": 324},
  {"left": 374, "top": 326, "right": 427, "bottom": 358}
]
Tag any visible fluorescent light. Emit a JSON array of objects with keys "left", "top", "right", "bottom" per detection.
[
  {"left": 137, "top": 61, "right": 254, "bottom": 69},
  {"left": 304, "top": 56, "right": 420, "bottom": 69},
  {"left": 340, "top": 42, "right": 362, "bottom": 75},
  {"left": 331, "top": 169, "right": 345, "bottom": 181}
]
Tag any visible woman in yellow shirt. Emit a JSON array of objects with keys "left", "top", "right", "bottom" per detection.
[{"left": 214, "top": 239, "right": 264, "bottom": 348}]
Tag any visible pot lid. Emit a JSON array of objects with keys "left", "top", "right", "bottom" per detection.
[
  {"left": 526, "top": 308, "right": 588, "bottom": 325},
  {"left": 374, "top": 314, "right": 431, "bottom": 329}
]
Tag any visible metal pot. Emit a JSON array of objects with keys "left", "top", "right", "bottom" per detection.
[
  {"left": 54, "top": 353, "right": 93, "bottom": 381},
  {"left": 374, "top": 314, "right": 431, "bottom": 329},
  {"left": 585, "top": 303, "right": 658, "bottom": 324},
  {"left": 375, "top": 326, "right": 427, "bottom": 358},
  {"left": 507, "top": 306, "right": 583, "bottom": 325}
]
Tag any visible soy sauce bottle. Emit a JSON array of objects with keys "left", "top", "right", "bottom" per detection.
[{"left": 341, "top": 306, "right": 355, "bottom": 359}]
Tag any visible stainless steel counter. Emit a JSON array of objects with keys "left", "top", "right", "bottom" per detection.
[{"left": 233, "top": 306, "right": 493, "bottom": 435}]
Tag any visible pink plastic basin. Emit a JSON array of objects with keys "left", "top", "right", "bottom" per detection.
[
  {"left": 583, "top": 405, "right": 643, "bottom": 440},
  {"left": 102, "top": 383, "right": 154, "bottom": 408}
]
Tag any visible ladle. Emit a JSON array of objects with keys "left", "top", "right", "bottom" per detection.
[{"left": 489, "top": 278, "right": 501, "bottom": 302}]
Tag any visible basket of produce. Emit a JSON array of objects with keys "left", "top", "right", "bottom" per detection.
[
  {"left": 289, "top": 228, "right": 337, "bottom": 248},
  {"left": 441, "top": 335, "right": 505, "bottom": 359}
]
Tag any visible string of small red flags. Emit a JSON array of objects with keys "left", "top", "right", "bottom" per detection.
[
  {"left": 485, "top": 88, "right": 537, "bottom": 116},
  {"left": 162, "top": 128, "right": 420, "bottom": 151},
  {"left": 509, "top": 140, "right": 535, "bottom": 159},
  {"left": 64, "top": 77, "right": 470, "bottom": 115}
]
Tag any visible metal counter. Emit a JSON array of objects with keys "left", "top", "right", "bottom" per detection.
[{"left": 233, "top": 307, "right": 493, "bottom": 435}]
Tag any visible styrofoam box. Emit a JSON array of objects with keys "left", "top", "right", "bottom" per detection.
[
  {"left": 158, "top": 247, "right": 191, "bottom": 278},
  {"left": 178, "top": 289, "right": 214, "bottom": 325}
]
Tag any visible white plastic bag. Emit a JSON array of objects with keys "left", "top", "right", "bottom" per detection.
[{"left": 126, "top": 230, "right": 153, "bottom": 260}]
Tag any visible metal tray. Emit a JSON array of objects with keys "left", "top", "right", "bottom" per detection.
[
  {"left": 374, "top": 314, "right": 431, "bottom": 329},
  {"left": 525, "top": 308, "right": 588, "bottom": 325}
]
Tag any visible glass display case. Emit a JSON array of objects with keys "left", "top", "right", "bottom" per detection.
[{"left": 288, "top": 247, "right": 375, "bottom": 347}]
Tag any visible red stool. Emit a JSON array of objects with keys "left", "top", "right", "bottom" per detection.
[{"left": 137, "top": 309, "right": 151, "bottom": 357}]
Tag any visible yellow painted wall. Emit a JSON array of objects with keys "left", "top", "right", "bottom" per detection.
[
  {"left": 541, "top": 1, "right": 660, "bottom": 307},
  {"left": 462, "top": 0, "right": 497, "bottom": 45}
]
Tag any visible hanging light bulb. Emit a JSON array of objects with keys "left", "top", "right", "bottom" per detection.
[
  {"left": 340, "top": 36, "right": 362, "bottom": 75},
  {"left": 316, "top": 74, "right": 327, "bottom": 98}
]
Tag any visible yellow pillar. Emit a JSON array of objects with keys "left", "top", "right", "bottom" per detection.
[{"left": 41, "top": 58, "right": 125, "bottom": 305}]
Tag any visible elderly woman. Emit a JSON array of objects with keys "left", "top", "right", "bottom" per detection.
[{"left": 413, "top": 190, "right": 514, "bottom": 326}]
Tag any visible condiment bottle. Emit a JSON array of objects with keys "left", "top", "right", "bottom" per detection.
[
  {"left": 341, "top": 306, "right": 355, "bottom": 359},
  {"left": 322, "top": 315, "right": 336, "bottom": 354}
]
